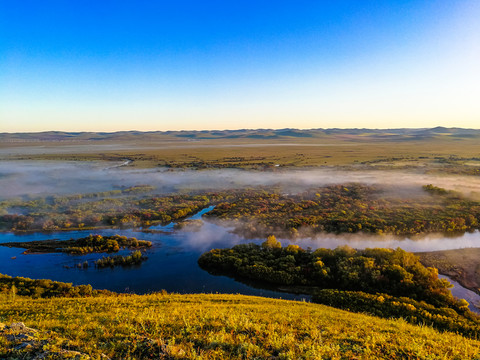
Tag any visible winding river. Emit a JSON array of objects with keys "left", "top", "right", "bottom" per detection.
[{"left": 1, "top": 206, "right": 480, "bottom": 311}]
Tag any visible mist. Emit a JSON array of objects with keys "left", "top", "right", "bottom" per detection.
[
  {"left": 3, "top": 160, "right": 480, "bottom": 199},
  {"left": 155, "top": 217, "right": 480, "bottom": 253}
]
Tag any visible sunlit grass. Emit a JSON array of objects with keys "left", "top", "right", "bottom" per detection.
[
  {"left": 6, "top": 135, "right": 480, "bottom": 168},
  {"left": 1, "top": 293, "right": 480, "bottom": 359}
]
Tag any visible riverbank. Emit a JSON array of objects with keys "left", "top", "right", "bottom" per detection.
[{"left": 418, "top": 248, "right": 480, "bottom": 295}]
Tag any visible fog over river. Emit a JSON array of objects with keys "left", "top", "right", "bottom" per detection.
[
  {"left": 1, "top": 160, "right": 480, "bottom": 310},
  {"left": 1, "top": 209, "right": 480, "bottom": 311}
]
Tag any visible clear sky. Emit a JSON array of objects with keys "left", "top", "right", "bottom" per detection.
[{"left": 1, "top": 1, "right": 479, "bottom": 132}]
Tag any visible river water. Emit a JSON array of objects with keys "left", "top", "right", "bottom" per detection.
[
  {"left": 0, "top": 207, "right": 309, "bottom": 300},
  {"left": 1, "top": 206, "right": 480, "bottom": 310}
]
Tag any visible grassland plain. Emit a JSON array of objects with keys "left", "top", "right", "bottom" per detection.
[
  {"left": 3, "top": 128, "right": 480, "bottom": 170},
  {"left": 1, "top": 293, "right": 480, "bottom": 359}
]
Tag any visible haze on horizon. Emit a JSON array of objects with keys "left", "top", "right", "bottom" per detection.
[{"left": 1, "top": 1, "right": 479, "bottom": 132}]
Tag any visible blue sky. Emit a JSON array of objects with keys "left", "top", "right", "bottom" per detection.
[{"left": 1, "top": 1, "right": 479, "bottom": 132}]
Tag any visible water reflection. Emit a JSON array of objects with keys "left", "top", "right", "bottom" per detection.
[
  {"left": 0, "top": 215, "right": 305, "bottom": 300},
  {"left": 1, "top": 214, "right": 479, "bottom": 305},
  {"left": 439, "top": 275, "right": 480, "bottom": 314}
]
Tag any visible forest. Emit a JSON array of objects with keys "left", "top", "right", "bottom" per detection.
[
  {"left": 198, "top": 237, "right": 480, "bottom": 337},
  {"left": 0, "top": 273, "right": 114, "bottom": 298},
  {"left": 0, "top": 189, "right": 212, "bottom": 232},
  {"left": 206, "top": 184, "right": 480, "bottom": 237},
  {"left": 2, "top": 183, "right": 480, "bottom": 238}
]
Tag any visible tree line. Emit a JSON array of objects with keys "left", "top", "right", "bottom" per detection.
[
  {"left": 2, "top": 183, "right": 480, "bottom": 237},
  {"left": 198, "top": 237, "right": 480, "bottom": 337},
  {"left": 1, "top": 234, "right": 152, "bottom": 254}
]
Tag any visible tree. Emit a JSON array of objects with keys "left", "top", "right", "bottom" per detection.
[{"left": 262, "top": 235, "right": 282, "bottom": 250}]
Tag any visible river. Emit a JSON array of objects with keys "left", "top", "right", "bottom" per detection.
[
  {"left": 0, "top": 207, "right": 309, "bottom": 300},
  {"left": 1, "top": 206, "right": 480, "bottom": 310}
]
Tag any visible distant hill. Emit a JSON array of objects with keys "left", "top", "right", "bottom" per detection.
[{"left": 2, "top": 127, "right": 480, "bottom": 142}]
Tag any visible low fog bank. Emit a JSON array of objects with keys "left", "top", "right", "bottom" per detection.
[
  {"left": 2, "top": 160, "right": 480, "bottom": 199},
  {"left": 294, "top": 231, "right": 480, "bottom": 253},
  {"left": 171, "top": 219, "right": 480, "bottom": 253}
]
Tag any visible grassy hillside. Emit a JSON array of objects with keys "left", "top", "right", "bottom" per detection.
[{"left": 1, "top": 293, "right": 480, "bottom": 359}]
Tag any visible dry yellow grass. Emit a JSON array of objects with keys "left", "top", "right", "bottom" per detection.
[
  {"left": 1, "top": 293, "right": 480, "bottom": 359},
  {"left": 4, "top": 136, "right": 480, "bottom": 169}
]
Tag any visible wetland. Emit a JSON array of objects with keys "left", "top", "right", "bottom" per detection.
[{"left": 2, "top": 129, "right": 480, "bottom": 326}]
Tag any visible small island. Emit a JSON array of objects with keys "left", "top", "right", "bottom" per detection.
[
  {"left": 0, "top": 234, "right": 152, "bottom": 254},
  {"left": 95, "top": 250, "right": 147, "bottom": 268}
]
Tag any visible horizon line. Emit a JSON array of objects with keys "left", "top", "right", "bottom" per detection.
[{"left": 2, "top": 126, "right": 479, "bottom": 135}]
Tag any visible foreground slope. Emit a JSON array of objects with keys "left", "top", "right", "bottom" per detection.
[{"left": 1, "top": 293, "right": 480, "bottom": 359}]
